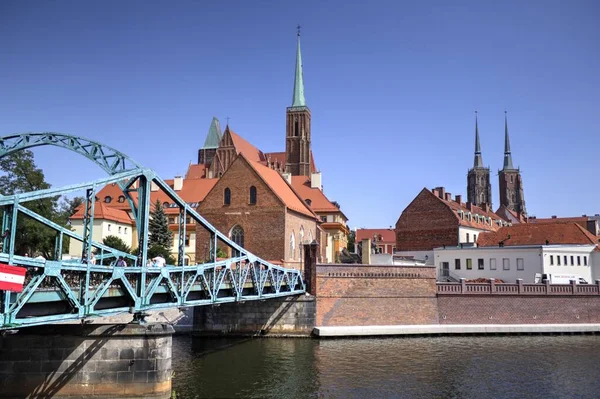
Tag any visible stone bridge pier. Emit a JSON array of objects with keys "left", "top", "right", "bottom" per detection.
[{"left": 0, "top": 323, "right": 173, "bottom": 398}]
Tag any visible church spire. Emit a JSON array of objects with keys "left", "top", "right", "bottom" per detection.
[
  {"left": 503, "top": 111, "right": 514, "bottom": 170},
  {"left": 291, "top": 25, "right": 306, "bottom": 107},
  {"left": 473, "top": 111, "right": 483, "bottom": 168}
]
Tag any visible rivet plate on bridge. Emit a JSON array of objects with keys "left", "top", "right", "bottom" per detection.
[{"left": 44, "top": 261, "right": 62, "bottom": 277}]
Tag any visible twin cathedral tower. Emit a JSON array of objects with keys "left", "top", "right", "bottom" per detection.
[{"left": 467, "top": 111, "right": 526, "bottom": 217}]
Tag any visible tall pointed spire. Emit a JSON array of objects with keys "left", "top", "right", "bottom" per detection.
[
  {"left": 202, "top": 117, "right": 222, "bottom": 149},
  {"left": 503, "top": 111, "right": 514, "bottom": 169},
  {"left": 473, "top": 111, "right": 483, "bottom": 168},
  {"left": 291, "top": 25, "right": 306, "bottom": 107}
]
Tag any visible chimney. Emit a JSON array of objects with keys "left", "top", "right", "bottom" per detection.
[
  {"left": 466, "top": 202, "right": 473, "bottom": 211},
  {"left": 281, "top": 172, "right": 292, "bottom": 184},
  {"left": 174, "top": 176, "right": 183, "bottom": 191},
  {"left": 310, "top": 172, "right": 322, "bottom": 190},
  {"left": 551, "top": 215, "right": 557, "bottom": 219},
  {"left": 455, "top": 195, "right": 462, "bottom": 204},
  {"left": 434, "top": 186, "right": 445, "bottom": 199},
  {"left": 582, "top": 214, "right": 587, "bottom": 218},
  {"left": 444, "top": 192, "right": 451, "bottom": 201},
  {"left": 150, "top": 181, "right": 159, "bottom": 192},
  {"left": 432, "top": 188, "right": 439, "bottom": 197}
]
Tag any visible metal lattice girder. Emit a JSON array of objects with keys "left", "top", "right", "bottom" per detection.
[{"left": 0, "top": 132, "right": 305, "bottom": 330}]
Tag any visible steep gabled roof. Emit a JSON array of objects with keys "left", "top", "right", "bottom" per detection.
[
  {"left": 477, "top": 222, "right": 600, "bottom": 248},
  {"left": 228, "top": 128, "right": 266, "bottom": 163},
  {"left": 290, "top": 176, "right": 347, "bottom": 220},
  {"left": 185, "top": 163, "right": 207, "bottom": 179},
  {"left": 239, "top": 155, "right": 315, "bottom": 219},
  {"left": 202, "top": 117, "right": 223, "bottom": 149},
  {"left": 429, "top": 189, "right": 502, "bottom": 232}
]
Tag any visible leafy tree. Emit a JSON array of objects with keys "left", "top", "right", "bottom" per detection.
[
  {"left": 0, "top": 150, "right": 64, "bottom": 258},
  {"left": 216, "top": 247, "right": 228, "bottom": 259},
  {"left": 346, "top": 230, "right": 356, "bottom": 252},
  {"left": 102, "top": 235, "right": 131, "bottom": 253},
  {"left": 149, "top": 200, "right": 172, "bottom": 248}
]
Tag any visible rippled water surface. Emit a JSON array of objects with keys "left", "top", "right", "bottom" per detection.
[{"left": 171, "top": 335, "right": 600, "bottom": 399}]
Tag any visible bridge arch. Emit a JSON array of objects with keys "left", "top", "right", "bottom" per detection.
[{"left": 0, "top": 133, "right": 143, "bottom": 175}]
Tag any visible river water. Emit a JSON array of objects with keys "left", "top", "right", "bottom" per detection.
[{"left": 171, "top": 335, "right": 600, "bottom": 399}]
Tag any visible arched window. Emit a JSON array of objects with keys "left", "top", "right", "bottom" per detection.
[
  {"left": 290, "top": 232, "right": 296, "bottom": 260},
  {"left": 300, "top": 226, "right": 305, "bottom": 244},
  {"left": 480, "top": 193, "right": 484, "bottom": 204},
  {"left": 230, "top": 225, "right": 244, "bottom": 257},
  {"left": 249, "top": 186, "right": 257, "bottom": 205},
  {"left": 308, "top": 230, "right": 313, "bottom": 243},
  {"left": 163, "top": 202, "right": 169, "bottom": 208},
  {"left": 305, "top": 199, "right": 312, "bottom": 206},
  {"left": 224, "top": 188, "right": 231, "bottom": 205},
  {"left": 510, "top": 175, "right": 514, "bottom": 183},
  {"left": 104, "top": 196, "right": 112, "bottom": 203},
  {"left": 299, "top": 226, "right": 305, "bottom": 262},
  {"left": 118, "top": 195, "right": 125, "bottom": 203}
]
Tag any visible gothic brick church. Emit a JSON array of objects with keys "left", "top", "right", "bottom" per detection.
[{"left": 191, "top": 31, "right": 349, "bottom": 267}]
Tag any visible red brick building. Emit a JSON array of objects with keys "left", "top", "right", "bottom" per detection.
[
  {"left": 395, "top": 186, "right": 506, "bottom": 252},
  {"left": 195, "top": 154, "right": 318, "bottom": 269}
]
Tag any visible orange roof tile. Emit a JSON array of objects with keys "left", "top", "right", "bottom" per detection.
[
  {"left": 185, "top": 163, "right": 207, "bottom": 179},
  {"left": 477, "top": 222, "right": 600, "bottom": 248},
  {"left": 528, "top": 216, "right": 588, "bottom": 224},
  {"left": 93, "top": 178, "right": 218, "bottom": 215},
  {"left": 229, "top": 129, "right": 266, "bottom": 163},
  {"left": 290, "top": 176, "right": 347, "bottom": 220},
  {"left": 241, "top": 155, "right": 315, "bottom": 219},
  {"left": 71, "top": 202, "right": 133, "bottom": 225},
  {"left": 430, "top": 189, "right": 501, "bottom": 232},
  {"left": 356, "top": 228, "right": 395, "bottom": 243}
]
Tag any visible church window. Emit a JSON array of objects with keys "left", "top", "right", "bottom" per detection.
[
  {"left": 249, "top": 186, "right": 257, "bottom": 205},
  {"left": 294, "top": 117, "right": 299, "bottom": 137},
  {"left": 480, "top": 193, "right": 484, "bottom": 204},
  {"left": 510, "top": 175, "right": 514, "bottom": 183},
  {"left": 224, "top": 188, "right": 231, "bottom": 205},
  {"left": 308, "top": 229, "right": 313, "bottom": 243},
  {"left": 230, "top": 225, "right": 244, "bottom": 257}
]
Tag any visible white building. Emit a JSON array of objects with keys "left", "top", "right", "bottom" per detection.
[{"left": 434, "top": 244, "right": 597, "bottom": 284}]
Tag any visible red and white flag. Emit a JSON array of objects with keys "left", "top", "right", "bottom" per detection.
[{"left": 0, "top": 263, "right": 27, "bottom": 293}]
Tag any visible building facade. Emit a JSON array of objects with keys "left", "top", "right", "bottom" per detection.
[{"left": 356, "top": 228, "right": 396, "bottom": 254}]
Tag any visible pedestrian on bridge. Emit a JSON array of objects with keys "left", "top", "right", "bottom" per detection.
[
  {"left": 152, "top": 255, "right": 166, "bottom": 267},
  {"left": 116, "top": 256, "right": 127, "bottom": 267}
]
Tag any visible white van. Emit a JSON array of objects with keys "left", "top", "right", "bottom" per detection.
[{"left": 534, "top": 273, "right": 588, "bottom": 284}]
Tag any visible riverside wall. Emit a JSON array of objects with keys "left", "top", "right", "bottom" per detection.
[{"left": 0, "top": 323, "right": 174, "bottom": 398}]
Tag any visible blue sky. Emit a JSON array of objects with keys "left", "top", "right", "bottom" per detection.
[{"left": 1, "top": 0, "right": 599, "bottom": 229}]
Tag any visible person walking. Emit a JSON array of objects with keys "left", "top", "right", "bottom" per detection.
[{"left": 116, "top": 256, "right": 127, "bottom": 267}]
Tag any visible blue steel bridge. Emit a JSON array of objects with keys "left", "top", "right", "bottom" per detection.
[{"left": 0, "top": 133, "right": 305, "bottom": 330}]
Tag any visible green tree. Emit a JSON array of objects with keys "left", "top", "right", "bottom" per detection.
[
  {"left": 102, "top": 235, "right": 132, "bottom": 265},
  {"left": 149, "top": 200, "right": 172, "bottom": 248},
  {"left": 0, "top": 150, "right": 64, "bottom": 258},
  {"left": 346, "top": 230, "right": 356, "bottom": 251}
]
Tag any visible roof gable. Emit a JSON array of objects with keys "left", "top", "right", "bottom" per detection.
[{"left": 356, "top": 228, "right": 395, "bottom": 243}]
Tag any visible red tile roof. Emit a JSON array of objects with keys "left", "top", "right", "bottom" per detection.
[
  {"left": 477, "top": 222, "right": 600, "bottom": 248},
  {"left": 241, "top": 155, "right": 315, "bottom": 219},
  {"left": 229, "top": 129, "right": 266, "bottom": 163},
  {"left": 92, "top": 178, "right": 218, "bottom": 215},
  {"left": 356, "top": 228, "right": 395, "bottom": 243},
  {"left": 71, "top": 202, "right": 133, "bottom": 225},
  {"left": 528, "top": 216, "right": 588, "bottom": 224},
  {"left": 429, "top": 189, "right": 501, "bottom": 232},
  {"left": 185, "top": 163, "right": 207, "bottom": 179},
  {"left": 290, "top": 176, "right": 341, "bottom": 214}
]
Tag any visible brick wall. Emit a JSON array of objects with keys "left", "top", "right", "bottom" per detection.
[
  {"left": 315, "top": 264, "right": 439, "bottom": 326},
  {"left": 438, "top": 296, "right": 600, "bottom": 324},
  {"left": 196, "top": 156, "right": 286, "bottom": 262},
  {"left": 396, "top": 188, "right": 459, "bottom": 251},
  {"left": 193, "top": 295, "right": 315, "bottom": 336},
  {"left": 284, "top": 211, "right": 317, "bottom": 270}
]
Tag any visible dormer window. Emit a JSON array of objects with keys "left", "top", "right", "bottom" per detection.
[
  {"left": 118, "top": 195, "right": 126, "bottom": 203},
  {"left": 104, "top": 196, "right": 112, "bottom": 203}
]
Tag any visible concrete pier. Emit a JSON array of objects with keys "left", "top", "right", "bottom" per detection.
[{"left": 0, "top": 323, "right": 174, "bottom": 398}]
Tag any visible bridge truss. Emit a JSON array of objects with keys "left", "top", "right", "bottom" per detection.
[{"left": 0, "top": 133, "right": 305, "bottom": 330}]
